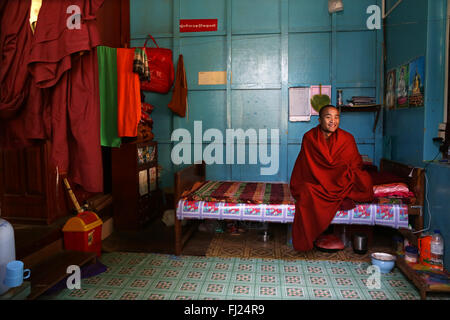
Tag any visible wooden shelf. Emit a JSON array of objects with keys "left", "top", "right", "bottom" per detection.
[
  {"left": 396, "top": 256, "right": 450, "bottom": 300},
  {"left": 27, "top": 250, "right": 97, "bottom": 300}
]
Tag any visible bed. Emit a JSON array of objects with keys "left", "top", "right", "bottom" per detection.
[{"left": 173, "top": 159, "right": 425, "bottom": 255}]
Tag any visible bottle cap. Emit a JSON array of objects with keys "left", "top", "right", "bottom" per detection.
[{"left": 434, "top": 230, "right": 441, "bottom": 234}]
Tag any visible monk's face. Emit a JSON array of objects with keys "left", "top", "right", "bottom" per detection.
[{"left": 319, "top": 107, "right": 340, "bottom": 135}]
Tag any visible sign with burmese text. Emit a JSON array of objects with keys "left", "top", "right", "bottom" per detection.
[{"left": 180, "top": 19, "right": 218, "bottom": 32}]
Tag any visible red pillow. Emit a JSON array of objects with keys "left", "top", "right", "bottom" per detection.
[{"left": 373, "top": 183, "right": 415, "bottom": 198}]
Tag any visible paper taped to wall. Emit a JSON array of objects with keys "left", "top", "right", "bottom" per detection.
[
  {"left": 198, "top": 71, "right": 228, "bottom": 85},
  {"left": 289, "top": 87, "right": 311, "bottom": 122}
]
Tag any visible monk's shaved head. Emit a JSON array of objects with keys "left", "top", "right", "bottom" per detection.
[
  {"left": 318, "top": 105, "right": 340, "bottom": 138},
  {"left": 319, "top": 105, "right": 339, "bottom": 119}
]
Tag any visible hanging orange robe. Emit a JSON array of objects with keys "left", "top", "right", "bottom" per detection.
[
  {"left": 289, "top": 125, "right": 374, "bottom": 251},
  {"left": 116, "top": 48, "right": 141, "bottom": 137}
]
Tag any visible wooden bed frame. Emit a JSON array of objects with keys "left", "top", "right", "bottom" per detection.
[{"left": 173, "top": 159, "right": 425, "bottom": 255}]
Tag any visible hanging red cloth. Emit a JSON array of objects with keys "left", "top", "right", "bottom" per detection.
[
  {"left": 26, "top": 0, "right": 105, "bottom": 193},
  {"left": 0, "top": 0, "right": 46, "bottom": 149},
  {"left": 289, "top": 125, "right": 374, "bottom": 251}
]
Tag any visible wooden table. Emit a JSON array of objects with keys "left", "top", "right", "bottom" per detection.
[{"left": 396, "top": 256, "right": 450, "bottom": 300}]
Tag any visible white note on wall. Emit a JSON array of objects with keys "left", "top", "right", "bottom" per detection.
[{"left": 289, "top": 87, "right": 311, "bottom": 122}]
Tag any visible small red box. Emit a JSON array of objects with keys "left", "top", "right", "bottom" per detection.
[{"left": 62, "top": 211, "right": 103, "bottom": 257}]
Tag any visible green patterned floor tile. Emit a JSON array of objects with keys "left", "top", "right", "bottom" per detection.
[
  {"left": 389, "top": 289, "right": 421, "bottom": 300},
  {"left": 231, "top": 272, "right": 256, "bottom": 284},
  {"left": 349, "top": 263, "right": 371, "bottom": 277},
  {"left": 283, "top": 274, "right": 304, "bottom": 286},
  {"left": 135, "top": 266, "right": 163, "bottom": 279},
  {"left": 189, "top": 260, "right": 214, "bottom": 271},
  {"left": 211, "top": 262, "right": 234, "bottom": 273},
  {"left": 198, "top": 294, "right": 225, "bottom": 300},
  {"left": 158, "top": 268, "right": 186, "bottom": 281},
  {"left": 323, "top": 260, "right": 349, "bottom": 267},
  {"left": 383, "top": 278, "right": 416, "bottom": 291},
  {"left": 35, "top": 252, "right": 444, "bottom": 301},
  {"left": 329, "top": 275, "right": 359, "bottom": 289},
  {"left": 256, "top": 263, "right": 280, "bottom": 273},
  {"left": 170, "top": 292, "right": 200, "bottom": 300},
  {"left": 360, "top": 288, "right": 394, "bottom": 300},
  {"left": 174, "top": 280, "right": 204, "bottom": 295},
  {"left": 256, "top": 273, "right": 281, "bottom": 285},
  {"left": 143, "top": 291, "right": 172, "bottom": 300},
  {"left": 233, "top": 262, "right": 256, "bottom": 273},
  {"left": 327, "top": 265, "right": 353, "bottom": 276},
  {"left": 100, "top": 275, "right": 133, "bottom": 289},
  {"left": 108, "top": 265, "right": 139, "bottom": 277},
  {"left": 148, "top": 278, "right": 179, "bottom": 293},
  {"left": 254, "top": 285, "right": 282, "bottom": 299},
  {"left": 307, "top": 286, "right": 338, "bottom": 300},
  {"left": 116, "top": 288, "right": 147, "bottom": 300},
  {"left": 81, "top": 275, "right": 106, "bottom": 287},
  {"left": 334, "top": 287, "right": 366, "bottom": 300},
  {"left": 88, "top": 287, "right": 122, "bottom": 300},
  {"left": 205, "top": 270, "right": 232, "bottom": 283},
  {"left": 306, "top": 274, "right": 332, "bottom": 287},
  {"left": 127, "top": 278, "right": 153, "bottom": 291},
  {"left": 146, "top": 256, "right": 171, "bottom": 268},
  {"left": 200, "top": 281, "right": 229, "bottom": 296},
  {"left": 280, "top": 263, "right": 303, "bottom": 275},
  {"left": 227, "top": 283, "right": 255, "bottom": 298},
  {"left": 59, "top": 287, "right": 94, "bottom": 300},
  {"left": 281, "top": 285, "right": 310, "bottom": 300},
  {"left": 303, "top": 264, "right": 328, "bottom": 276}
]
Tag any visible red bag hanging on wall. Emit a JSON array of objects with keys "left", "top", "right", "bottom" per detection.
[{"left": 140, "top": 34, "right": 174, "bottom": 93}]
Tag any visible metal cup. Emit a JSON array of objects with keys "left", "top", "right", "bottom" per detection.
[{"left": 352, "top": 233, "right": 368, "bottom": 254}]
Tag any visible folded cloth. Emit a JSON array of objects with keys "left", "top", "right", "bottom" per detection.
[{"left": 133, "top": 48, "right": 150, "bottom": 82}]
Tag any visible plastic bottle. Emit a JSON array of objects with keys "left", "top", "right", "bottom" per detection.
[
  {"left": 0, "top": 218, "right": 16, "bottom": 295},
  {"left": 430, "top": 230, "right": 444, "bottom": 271}
]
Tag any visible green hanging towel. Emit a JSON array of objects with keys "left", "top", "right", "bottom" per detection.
[{"left": 97, "top": 46, "right": 121, "bottom": 148}]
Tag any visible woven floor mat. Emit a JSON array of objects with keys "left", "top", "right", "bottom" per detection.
[{"left": 205, "top": 225, "right": 393, "bottom": 262}]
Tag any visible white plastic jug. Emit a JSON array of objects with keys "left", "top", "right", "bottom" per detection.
[{"left": 0, "top": 218, "right": 16, "bottom": 295}]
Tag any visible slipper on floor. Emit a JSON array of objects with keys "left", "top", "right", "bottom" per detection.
[{"left": 314, "top": 234, "right": 345, "bottom": 252}]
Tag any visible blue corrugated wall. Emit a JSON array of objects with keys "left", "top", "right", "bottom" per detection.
[
  {"left": 130, "top": 0, "right": 383, "bottom": 189},
  {"left": 384, "top": 0, "right": 450, "bottom": 270}
]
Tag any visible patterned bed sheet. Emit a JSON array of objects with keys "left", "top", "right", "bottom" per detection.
[{"left": 176, "top": 200, "right": 409, "bottom": 229}]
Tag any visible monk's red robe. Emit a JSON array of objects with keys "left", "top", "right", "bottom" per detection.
[
  {"left": 0, "top": 0, "right": 46, "bottom": 149},
  {"left": 289, "top": 125, "right": 374, "bottom": 251},
  {"left": 27, "top": 0, "right": 104, "bottom": 193}
]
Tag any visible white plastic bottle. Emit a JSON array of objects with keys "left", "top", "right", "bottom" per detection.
[
  {"left": 0, "top": 218, "right": 16, "bottom": 295},
  {"left": 430, "top": 230, "right": 444, "bottom": 271}
]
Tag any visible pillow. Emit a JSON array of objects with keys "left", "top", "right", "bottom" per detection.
[
  {"left": 180, "top": 181, "right": 205, "bottom": 198},
  {"left": 373, "top": 182, "right": 415, "bottom": 198}
]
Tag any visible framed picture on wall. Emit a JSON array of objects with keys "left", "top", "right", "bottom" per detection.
[
  {"left": 385, "top": 69, "right": 396, "bottom": 109},
  {"left": 396, "top": 64, "right": 409, "bottom": 108},
  {"left": 408, "top": 56, "right": 425, "bottom": 107}
]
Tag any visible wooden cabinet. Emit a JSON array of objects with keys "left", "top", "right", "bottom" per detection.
[
  {"left": 0, "top": 141, "right": 67, "bottom": 224},
  {"left": 111, "top": 140, "right": 162, "bottom": 230}
]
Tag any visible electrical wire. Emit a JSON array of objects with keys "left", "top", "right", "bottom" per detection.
[{"left": 411, "top": 149, "right": 442, "bottom": 234}]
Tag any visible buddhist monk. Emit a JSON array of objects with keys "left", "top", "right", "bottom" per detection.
[{"left": 289, "top": 105, "right": 374, "bottom": 251}]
